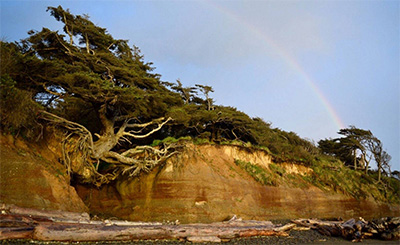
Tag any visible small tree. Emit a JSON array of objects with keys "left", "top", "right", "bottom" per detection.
[
  {"left": 195, "top": 84, "right": 215, "bottom": 111},
  {"left": 169, "top": 79, "right": 197, "bottom": 104}
]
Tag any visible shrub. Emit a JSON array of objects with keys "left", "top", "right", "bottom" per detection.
[{"left": 151, "top": 136, "right": 192, "bottom": 146}]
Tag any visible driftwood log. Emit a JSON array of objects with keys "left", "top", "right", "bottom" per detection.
[
  {"left": 2, "top": 204, "right": 398, "bottom": 242},
  {"left": 1, "top": 204, "right": 290, "bottom": 242},
  {"left": 292, "top": 217, "right": 400, "bottom": 242}
]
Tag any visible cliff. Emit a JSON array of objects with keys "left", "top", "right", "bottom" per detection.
[
  {"left": 76, "top": 143, "right": 399, "bottom": 223},
  {"left": 1, "top": 133, "right": 398, "bottom": 223},
  {"left": 0, "top": 133, "right": 87, "bottom": 213}
]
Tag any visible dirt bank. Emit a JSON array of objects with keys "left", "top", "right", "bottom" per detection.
[{"left": 76, "top": 143, "right": 399, "bottom": 223}]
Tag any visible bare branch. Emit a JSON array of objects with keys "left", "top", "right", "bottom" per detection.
[
  {"left": 124, "top": 117, "right": 166, "bottom": 128},
  {"left": 42, "top": 83, "right": 64, "bottom": 98},
  {"left": 55, "top": 32, "right": 73, "bottom": 55},
  {"left": 62, "top": 12, "right": 74, "bottom": 45},
  {"left": 122, "top": 117, "right": 172, "bottom": 139}
]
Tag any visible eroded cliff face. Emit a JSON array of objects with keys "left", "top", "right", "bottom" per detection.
[
  {"left": 1, "top": 130, "right": 398, "bottom": 223},
  {"left": 0, "top": 133, "right": 87, "bottom": 213},
  {"left": 75, "top": 143, "right": 400, "bottom": 223}
]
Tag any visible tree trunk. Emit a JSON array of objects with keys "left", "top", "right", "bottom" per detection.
[
  {"left": 353, "top": 149, "right": 357, "bottom": 170},
  {"left": 92, "top": 107, "right": 119, "bottom": 159},
  {"left": 378, "top": 163, "right": 382, "bottom": 181},
  {"left": 364, "top": 154, "right": 370, "bottom": 174},
  {"left": 92, "top": 136, "right": 119, "bottom": 159}
]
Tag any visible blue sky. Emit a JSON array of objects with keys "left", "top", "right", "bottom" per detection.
[{"left": 1, "top": 0, "right": 399, "bottom": 171}]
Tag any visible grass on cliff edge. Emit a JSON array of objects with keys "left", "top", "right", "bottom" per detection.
[
  {"left": 234, "top": 157, "right": 399, "bottom": 204},
  {"left": 151, "top": 136, "right": 399, "bottom": 204}
]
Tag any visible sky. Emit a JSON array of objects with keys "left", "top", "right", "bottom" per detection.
[{"left": 1, "top": 0, "right": 399, "bottom": 171}]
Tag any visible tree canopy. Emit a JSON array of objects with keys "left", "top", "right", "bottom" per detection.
[
  {"left": 1, "top": 6, "right": 186, "bottom": 185},
  {"left": 0, "top": 6, "right": 393, "bottom": 186}
]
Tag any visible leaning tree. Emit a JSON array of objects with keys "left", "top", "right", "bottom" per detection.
[
  {"left": 318, "top": 126, "right": 391, "bottom": 181},
  {"left": 1, "top": 6, "right": 183, "bottom": 185}
]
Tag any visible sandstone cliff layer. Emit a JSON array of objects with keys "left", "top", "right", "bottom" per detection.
[
  {"left": 1, "top": 132, "right": 398, "bottom": 223},
  {"left": 75, "top": 143, "right": 399, "bottom": 223},
  {"left": 0, "top": 134, "right": 87, "bottom": 213}
]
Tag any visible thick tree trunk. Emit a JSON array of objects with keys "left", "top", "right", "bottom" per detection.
[
  {"left": 40, "top": 109, "right": 174, "bottom": 185},
  {"left": 92, "top": 136, "right": 119, "bottom": 159},
  {"left": 92, "top": 106, "right": 120, "bottom": 159}
]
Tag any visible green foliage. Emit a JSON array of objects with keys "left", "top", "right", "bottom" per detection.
[
  {"left": 220, "top": 140, "right": 245, "bottom": 146},
  {"left": 163, "top": 103, "right": 321, "bottom": 166},
  {"left": 1, "top": 5, "right": 325, "bottom": 167},
  {"left": 193, "top": 138, "right": 212, "bottom": 145},
  {"left": 385, "top": 176, "right": 400, "bottom": 202},
  {"left": 234, "top": 159, "right": 276, "bottom": 186},
  {"left": 300, "top": 157, "right": 400, "bottom": 202},
  {"left": 318, "top": 126, "right": 392, "bottom": 184},
  {"left": 151, "top": 136, "right": 191, "bottom": 147},
  {"left": 269, "top": 163, "right": 286, "bottom": 176},
  {"left": 231, "top": 153, "right": 399, "bottom": 203},
  {"left": 0, "top": 74, "right": 42, "bottom": 137},
  {"left": 3, "top": 6, "right": 182, "bottom": 136}
]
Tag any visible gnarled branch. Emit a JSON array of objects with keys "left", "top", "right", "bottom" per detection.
[
  {"left": 122, "top": 117, "right": 172, "bottom": 139},
  {"left": 101, "top": 143, "right": 181, "bottom": 177}
]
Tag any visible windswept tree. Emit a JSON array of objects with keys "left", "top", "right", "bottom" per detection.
[
  {"left": 168, "top": 79, "right": 197, "bottom": 104},
  {"left": 318, "top": 126, "right": 391, "bottom": 181},
  {"left": 195, "top": 84, "right": 215, "bottom": 111},
  {"left": 1, "top": 6, "right": 183, "bottom": 185}
]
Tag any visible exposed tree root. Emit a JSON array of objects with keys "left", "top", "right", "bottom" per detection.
[
  {"left": 39, "top": 111, "right": 179, "bottom": 186},
  {"left": 102, "top": 144, "right": 180, "bottom": 177}
]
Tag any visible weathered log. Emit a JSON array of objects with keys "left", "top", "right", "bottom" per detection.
[
  {"left": 30, "top": 222, "right": 290, "bottom": 241},
  {"left": 239, "top": 230, "right": 288, "bottom": 237},
  {"left": 292, "top": 226, "right": 310, "bottom": 231},
  {"left": 3, "top": 205, "right": 398, "bottom": 242},
  {"left": 1, "top": 204, "right": 90, "bottom": 222},
  {"left": 292, "top": 217, "right": 400, "bottom": 241},
  {"left": 0, "top": 227, "right": 35, "bottom": 240},
  {"left": 0, "top": 214, "right": 35, "bottom": 227},
  {"left": 0, "top": 214, "right": 36, "bottom": 240},
  {"left": 187, "top": 236, "right": 221, "bottom": 243},
  {"left": 291, "top": 218, "right": 341, "bottom": 228},
  {"left": 33, "top": 223, "right": 172, "bottom": 241},
  {"left": 273, "top": 223, "right": 296, "bottom": 232},
  {"left": 1, "top": 207, "right": 292, "bottom": 242}
]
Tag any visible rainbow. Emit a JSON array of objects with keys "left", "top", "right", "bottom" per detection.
[{"left": 202, "top": 1, "right": 345, "bottom": 130}]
